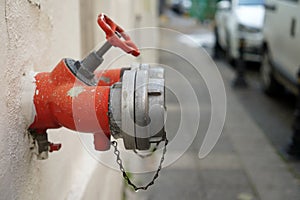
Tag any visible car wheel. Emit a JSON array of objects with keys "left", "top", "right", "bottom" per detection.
[{"left": 260, "top": 49, "right": 284, "bottom": 95}]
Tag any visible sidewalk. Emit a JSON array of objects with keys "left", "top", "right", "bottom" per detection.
[
  {"left": 125, "top": 12, "right": 300, "bottom": 200},
  {"left": 220, "top": 64, "right": 300, "bottom": 200}
]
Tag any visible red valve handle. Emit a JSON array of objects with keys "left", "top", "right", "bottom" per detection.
[{"left": 97, "top": 13, "right": 140, "bottom": 57}]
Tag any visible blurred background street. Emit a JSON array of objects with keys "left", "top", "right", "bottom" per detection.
[{"left": 127, "top": 7, "right": 300, "bottom": 200}]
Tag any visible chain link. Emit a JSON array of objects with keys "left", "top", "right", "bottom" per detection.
[{"left": 111, "top": 138, "right": 168, "bottom": 191}]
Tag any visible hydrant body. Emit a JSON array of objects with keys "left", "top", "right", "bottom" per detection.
[
  {"left": 29, "top": 59, "right": 123, "bottom": 151},
  {"left": 25, "top": 13, "right": 168, "bottom": 191},
  {"left": 27, "top": 13, "right": 166, "bottom": 160}
]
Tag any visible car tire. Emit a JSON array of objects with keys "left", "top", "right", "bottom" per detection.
[{"left": 260, "top": 49, "right": 284, "bottom": 96}]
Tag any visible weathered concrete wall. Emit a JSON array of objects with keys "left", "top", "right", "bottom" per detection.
[
  {"left": 0, "top": 1, "right": 50, "bottom": 199},
  {"left": 0, "top": 0, "right": 122, "bottom": 199},
  {"left": 0, "top": 0, "right": 158, "bottom": 199}
]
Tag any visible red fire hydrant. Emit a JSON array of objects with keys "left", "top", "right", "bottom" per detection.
[{"left": 27, "top": 14, "right": 166, "bottom": 160}]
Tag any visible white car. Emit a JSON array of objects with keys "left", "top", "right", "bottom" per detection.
[
  {"left": 261, "top": 0, "right": 300, "bottom": 95},
  {"left": 214, "top": 0, "right": 265, "bottom": 63}
]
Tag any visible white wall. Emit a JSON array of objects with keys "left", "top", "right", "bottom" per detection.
[{"left": 0, "top": 0, "right": 158, "bottom": 199}]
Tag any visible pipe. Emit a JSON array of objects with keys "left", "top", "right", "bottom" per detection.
[{"left": 29, "top": 59, "right": 125, "bottom": 151}]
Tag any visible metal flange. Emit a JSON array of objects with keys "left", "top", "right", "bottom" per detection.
[{"left": 109, "top": 64, "right": 166, "bottom": 150}]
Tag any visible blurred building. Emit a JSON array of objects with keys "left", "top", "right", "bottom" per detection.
[{"left": 190, "top": 0, "right": 219, "bottom": 21}]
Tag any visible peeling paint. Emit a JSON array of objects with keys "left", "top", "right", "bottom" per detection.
[{"left": 68, "top": 86, "right": 85, "bottom": 98}]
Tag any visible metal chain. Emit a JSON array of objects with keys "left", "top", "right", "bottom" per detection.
[{"left": 111, "top": 138, "right": 168, "bottom": 191}]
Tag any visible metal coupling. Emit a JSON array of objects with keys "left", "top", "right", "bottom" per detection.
[{"left": 109, "top": 64, "right": 166, "bottom": 150}]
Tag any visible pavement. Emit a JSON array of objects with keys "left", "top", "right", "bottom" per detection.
[{"left": 123, "top": 12, "right": 300, "bottom": 200}]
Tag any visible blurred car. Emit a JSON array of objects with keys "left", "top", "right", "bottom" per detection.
[
  {"left": 214, "top": 0, "right": 265, "bottom": 64},
  {"left": 261, "top": 0, "right": 300, "bottom": 95},
  {"left": 171, "top": 0, "right": 192, "bottom": 15}
]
